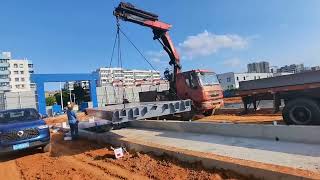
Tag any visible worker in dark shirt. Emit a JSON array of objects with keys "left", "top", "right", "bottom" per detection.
[{"left": 67, "top": 103, "right": 79, "bottom": 140}]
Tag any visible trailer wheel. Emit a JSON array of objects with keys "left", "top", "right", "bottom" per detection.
[{"left": 282, "top": 98, "right": 320, "bottom": 125}]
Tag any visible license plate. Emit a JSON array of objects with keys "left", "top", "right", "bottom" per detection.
[{"left": 13, "top": 142, "right": 30, "bottom": 150}]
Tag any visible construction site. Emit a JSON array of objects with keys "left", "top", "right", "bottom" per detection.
[{"left": 1, "top": 1, "right": 320, "bottom": 180}]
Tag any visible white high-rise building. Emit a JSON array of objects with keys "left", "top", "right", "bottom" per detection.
[
  {"left": 0, "top": 52, "right": 11, "bottom": 92},
  {"left": 95, "top": 67, "right": 161, "bottom": 87},
  {"left": 0, "top": 52, "right": 34, "bottom": 92}
]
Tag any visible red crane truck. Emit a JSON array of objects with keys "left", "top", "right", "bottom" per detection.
[{"left": 114, "top": 2, "right": 224, "bottom": 116}]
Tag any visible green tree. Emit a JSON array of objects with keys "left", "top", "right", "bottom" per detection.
[
  {"left": 54, "top": 91, "right": 70, "bottom": 107},
  {"left": 73, "top": 84, "right": 90, "bottom": 104},
  {"left": 46, "top": 96, "right": 56, "bottom": 106}
]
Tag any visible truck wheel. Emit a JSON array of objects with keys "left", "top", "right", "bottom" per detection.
[
  {"left": 203, "top": 109, "right": 215, "bottom": 116},
  {"left": 41, "top": 144, "right": 51, "bottom": 153},
  {"left": 282, "top": 98, "right": 320, "bottom": 125}
]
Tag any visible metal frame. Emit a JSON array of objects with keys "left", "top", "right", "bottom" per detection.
[{"left": 31, "top": 73, "right": 99, "bottom": 115}]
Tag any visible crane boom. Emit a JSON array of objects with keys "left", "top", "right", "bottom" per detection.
[{"left": 114, "top": 2, "right": 181, "bottom": 91}]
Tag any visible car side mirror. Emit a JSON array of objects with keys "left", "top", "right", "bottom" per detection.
[{"left": 40, "top": 114, "right": 48, "bottom": 119}]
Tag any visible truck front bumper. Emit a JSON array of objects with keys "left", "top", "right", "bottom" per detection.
[{"left": 199, "top": 99, "right": 224, "bottom": 111}]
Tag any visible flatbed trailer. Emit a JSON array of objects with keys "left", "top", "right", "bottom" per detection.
[{"left": 236, "top": 70, "right": 320, "bottom": 125}]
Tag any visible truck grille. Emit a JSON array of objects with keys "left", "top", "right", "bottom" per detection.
[
  {"left": 0, "top": 128, "right": 40, "bottom": 143},
  {"left": 208, "top": 91, "right": 221, "bottom": 98}
]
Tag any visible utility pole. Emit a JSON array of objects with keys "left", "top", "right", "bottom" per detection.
[
  {"left": 60, "top": 82, "right": 64, "bottom": 110},
  {"left": 69, "top": 89, "right": 72, "bottom": 103}
]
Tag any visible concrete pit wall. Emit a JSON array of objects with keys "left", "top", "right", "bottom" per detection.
[{"left": 129, "top": 120, "right": 320, "bottom": 144}]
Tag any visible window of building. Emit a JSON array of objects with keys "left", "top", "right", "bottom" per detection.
[
  {"left": 0, "top": 67, "right": 8, "bottom": 71},
  {"left": 21, "top": 84, "right": 25, "bottom": 88},
  {"left": 254, "top": 76, "right": 256, "bottom": 80},
  {"left": 28, "top": 64, "right": 33, "bottom": 68},
  {"left": 236, "top": 77, "right": 239, "bottom": 81},
  {"left": 14, "top": 71, "right": 19, "bottom": 74},
  {"left": 19, "top": 64, "right": 24, "bottom": 68},
  {"left": 14, "top": 64, "right": 18, "bottom": 68},
  {"left": 258, "top": 76, "right": 261, "bottom": 79},
  {"left": 15, "top": 78, "right": 19, "bottom": 82},
  {"left": 0, "top": 75, "right": 8, "bottom": 79},
  {"left": 227, "top": 77, "right": 231, "bottom": 82},
  {"left": 21, "top": 78, "right": 25, "bottom": 81},
  {"left": 20, "top": 71, "right": 24, "bottom": 74},
  {"left": 15, "top": 85, "right": 20, "bottom": 88},
  {"left": 243, "top": 77, "right": 246, "bottom": 80}
]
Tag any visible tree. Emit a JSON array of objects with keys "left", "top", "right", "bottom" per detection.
[
  {"left": 73, "top": 84, "right": 90, "bottom": 104},
  {"left": 54, "top": 91, "right": 70, "bottom": 107},
  {"left": 46, "top": 96, "right": 56, "bottom": 106}
]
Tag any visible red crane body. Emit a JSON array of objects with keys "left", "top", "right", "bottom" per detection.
[{"left": 114, "top": 2, "right": 224, "bottom": 114}]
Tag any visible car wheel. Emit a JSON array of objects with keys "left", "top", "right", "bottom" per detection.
[{"left": 282, "top": 98, "right": 320, "bottom": 125}]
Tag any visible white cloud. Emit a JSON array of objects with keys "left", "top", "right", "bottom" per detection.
[
  {"left": 146, "top": 50, "right": 167, "bottom": 63},
  {"left": 222, "top": 58, "right": 242, "bottom": 67},
  {"left": 179, "top": 30, "right": 248, "bottom": 59}
]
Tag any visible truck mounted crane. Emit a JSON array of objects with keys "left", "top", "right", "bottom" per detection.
[{"left": 114, "top": 2, "right": 224, "bottom": 115}]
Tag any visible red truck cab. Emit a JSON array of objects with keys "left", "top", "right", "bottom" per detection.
[{"left": 176, "top": 70, "right": 224, "bottom": 115}]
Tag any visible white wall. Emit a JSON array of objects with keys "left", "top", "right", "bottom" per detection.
[{"left": 217, "top": 72, "right": 273, "bottom": 90}]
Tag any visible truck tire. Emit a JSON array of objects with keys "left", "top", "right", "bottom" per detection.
[
  {"left": 203, "top": 109, "right": 215, "bottom": 116},
  {"left": 282, "top": 98, "right": 320, "bottom": 125}
]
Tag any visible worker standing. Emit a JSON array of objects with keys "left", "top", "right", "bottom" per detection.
[{"left": 67, "top": 103, "right": 79, "bottom": 140}]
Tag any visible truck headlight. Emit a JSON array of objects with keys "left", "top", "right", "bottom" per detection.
[{"left": 38, "top": 125, "right": 49, "bottom": 129}]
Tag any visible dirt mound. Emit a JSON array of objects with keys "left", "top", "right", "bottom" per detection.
[{"left": 2, "top": 131, "right": 253, "bottom": 180}]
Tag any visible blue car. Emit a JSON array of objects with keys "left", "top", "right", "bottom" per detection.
[{"left": 0, "top": 108, "right": 50, "bottom": 154}]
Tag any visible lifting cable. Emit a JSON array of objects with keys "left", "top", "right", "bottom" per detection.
[
  {"left": 108, "top": 21, "right": 157, "bottom": 71},
  {"left": 108, "top": 19, "right": 159, "bottom": 106}
]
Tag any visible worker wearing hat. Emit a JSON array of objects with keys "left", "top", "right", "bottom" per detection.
[{"left": 66, "top": 103, "right": 79, "bottom": 140}]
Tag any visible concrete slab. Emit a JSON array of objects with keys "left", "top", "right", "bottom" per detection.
[
  {"left": 114, "top": 128, "right": 320, "bottom": 172},
  {"left": 86, "top": 100, "right": 192, "bottom": 123}
]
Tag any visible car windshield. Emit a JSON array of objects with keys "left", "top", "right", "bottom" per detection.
[
  {"left": 0, "top": 109, "right": 40, "bottom": 124},
  {"left": 197, "top": 72, "right": 220, "bottom": 86}
]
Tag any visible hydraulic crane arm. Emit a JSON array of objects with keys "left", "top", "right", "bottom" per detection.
[{"left": 114, "top": 2, "right": 182, "bottom": 88}]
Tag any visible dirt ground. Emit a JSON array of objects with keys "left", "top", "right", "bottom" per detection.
[
  {"left": 223, "top": 97, "right": 242, "bottom": 104},
  {"left": 0, "top": 131, "right": 252, "bottom": 180},
  {"left": 198, "top": 108, "right": 283, "bottom": 124},
  {"left": 45, "top": 112, "right": 89, "bottom": 125}
]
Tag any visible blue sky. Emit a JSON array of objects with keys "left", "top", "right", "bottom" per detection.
[{"left": 1, "top": 0, "right": 320, "bottom": 77}]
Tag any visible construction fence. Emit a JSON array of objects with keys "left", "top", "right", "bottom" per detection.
[
  {"left": 96, "top": 84, "right": 169, "bottom": 107},
  {"left": 0, "top": 83, "right": 169, "bottom": 111},
  {"left": 0, "top": 91, "right": 37, "bottom": 111}
]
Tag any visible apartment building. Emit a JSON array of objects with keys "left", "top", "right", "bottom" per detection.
[
  {"left": 0, "top": 52, "right": 11, "bottom": 91},
  {"left": 247, "top": 61, "right": 270, "bottom": 73},
  {"left": 0, "top": 52, "right": 34, "bottom": 92},
  {"left": 95, "top": 67, "right": 161, "bottom": 87}
]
